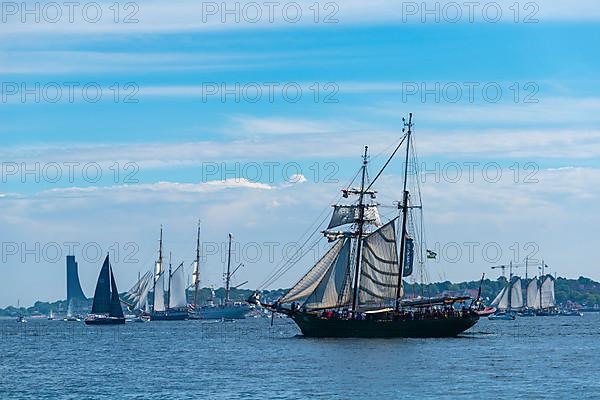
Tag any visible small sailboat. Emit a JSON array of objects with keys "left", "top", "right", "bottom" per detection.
[
  {"left": 63, "top": 299, "right": 81, "bottom": 322},
  {"left": 48, "top": 310, "right": 57, "bottom": 320},
  {"left": 16, "top": 300, "right": 27, "bottom": 323},
  {"left": 191, "top": 232, "right": 252, "bottom": 320},
  {"left": 84, "top": 254, "right": 126, "bottom": 325}
]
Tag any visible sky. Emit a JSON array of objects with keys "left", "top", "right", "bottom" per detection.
[{"left": 1, "top": 0, "right": 599, "bottom": 307}]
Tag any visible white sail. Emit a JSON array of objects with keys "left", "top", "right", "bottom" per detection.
[
  {"left": 358, "top": 219, "right": 399, "bottom": 305},
  {"left": 135, "top": 273, "right": 153, "bottom": 310},
  {"left": 66, "top": 299, "right": 74, "bottom": 317},
  {"left": 304, "top": 238, "right": 352, "bottom": 309},
  {"left": 155, "top": 261, "right": 163, "bottom": 278},
  {"left": 510, "top": 278, "right": 524, "bottom": 310},
  {"left": 169, "top": 264, "right": 188, "bottom": 309},
  {"left": 491, "top": 287, "right": 509, "bottom": 310},
  {"left": 280, "top": 239, "right": 346, "bottom": 304},
  {"left": 526, "top": 278, "right": 540, "bottom": 309},
  {"left": 192, "top": 260, "right": 200, "bottom": 286},
  {"left": 327, "top": 205, "right": 381, "bottom": 230},
  {"left": 540, "top": 275, "right": 555, "bottom": 308},
  {"left": 153, "top": 272, "right": 166, "bottom": 312},
  {"left": 127, "top": 271, "right": 152, "bottom": 304}
]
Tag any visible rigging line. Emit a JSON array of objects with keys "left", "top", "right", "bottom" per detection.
[
  {"left": 365, "top": 133, "right": 408, "bottom": 192},
  {"left": 261, "top": 235, "right": 324, "bottom": 289},
  {"left": 258, "top": 165, "right": 363, "bottom": 290}
]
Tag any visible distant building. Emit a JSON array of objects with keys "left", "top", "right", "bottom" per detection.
[{"left": 66, "top": 255, "right": 87, "bottom": 303}]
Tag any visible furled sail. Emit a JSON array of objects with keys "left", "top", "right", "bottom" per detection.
[
  {"left": 279, "top": 239, "right": 346, "bottom": 304},
  {"left": 109, "top": 267, "right": 124, "bottom": 318},
  {"left": 327, "top": 205, "right": 381, "bottom": 230},
  {"left": 403, "top": 237, "right": 414, "bottom": 277},
  {"left": 91, "top": 255, "right": 112, "bottom": 314},
  {"left": 155, "top": 260, "right": 163, "bottom": 278},
  {"left": 304, "top": 238, "right": 352, "bottom": 309},
  {"left": 358, "top": 219, "right": 399, "bottom": 305},
  {"left": 169, "top": 263, "right": 188, "bottom": 309},
  {"left": 540, "top": 275, "right": 555, "bottom": 308},
  {"left": 153, "top": 272, "right": 166, "bottom": 312},
  {"left": 491, "top": 287, "right": 509, "bottom": 310},
  {"left": 510, "top": 278, "right": 524, "bottom": 310},
  {"left": 192, "top": 260, "right": 200, "bottom": 287},
  {"left": 526, "top": 278, "right": 540, "bottom": 309}
]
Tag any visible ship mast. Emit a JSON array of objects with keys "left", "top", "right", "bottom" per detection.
[
  {"left": 395, "top": 113, "right": 413, "bottom": 310},
  {"left": 153, "top": 225, "right": 163, "bottom": 311},
  {"left": 193, "top": 220, "right": 201, "bottom": 308},
  {"left": 225, "top": 233, "right": 233, "bottom": 303},
  {"left": 351, "top": 146, "right": 369, "bottom": 312},
  {"left": 167, "top": 252, "right": 172, "bottom": 310}
]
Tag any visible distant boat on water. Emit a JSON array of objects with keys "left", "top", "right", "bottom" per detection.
[
  {"left": 489, "top": 273, "right": 523, "bottom": 320},
  {"left": 189, "top": 231, "right": 251, "bottom": 320},
  {"left": 48, "top": 310, "right": 57, "bottom": 320},
  {"left": 84, "top": 254, "right": 125, "bottom": 325},
  {"left": 16, "top": 300, "right": 27, "bottom": 323},
  {"left": 149, "top": 227, "right": 188, "bottom": 321},
  {"left": 63, "top": 299, "right": 81, "bottom": 322}
]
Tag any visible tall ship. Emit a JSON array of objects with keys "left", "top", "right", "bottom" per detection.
[
  {"left": 190, "top": 229, "right": 252, "bottom": 320},
  {"left": 85, "top": 254, "right": 125, "bottom": 325},
  {"left": 124, "top": 271, "right": 153, "bottom": 322},
  {"left": 489, "top": 276, "right": 523, "bottom": 320},
  {"left": 248, "top": 114, "right": 480, "bottom": 338},
  {"left": 533, "top": 273, "right": 557, "bottom": 316},
  {"left": 149, "top": 227, "right": 189, "bottom": 321}
]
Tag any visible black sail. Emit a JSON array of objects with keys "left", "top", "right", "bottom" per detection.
[
  {"left": 91, "top": 255, "right": 111, "bottom": 314},
  {"left": 109, "top": 267, "right": 124, "bottom": 318}
]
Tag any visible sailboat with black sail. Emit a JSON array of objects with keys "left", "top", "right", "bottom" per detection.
[
  {"left": 85, "top": 254, "right": 125, "bottom": 325},
  {"left": 249, "top": 114, "right": 479, "bottom": 338}
]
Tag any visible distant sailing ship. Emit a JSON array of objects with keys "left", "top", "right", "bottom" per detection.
[
  {"left": 249, "top": 114, "right": 480, "bottom": 338},
  {"left": 125, "top": 271, "right": 152, "bottom": 322},
  {"left": 489, "top": 260, "right": 558, "bottom": 319},
  {"left": 85, "top": 254, "right": 125, "bottom": 325},
  {"left": 489, "top": 276, "right": 523, "bottom": 320},
  {"left": 190, "top": 229, "right": 251, "bottom": 320},
  {"left": 149, "top": 227, "right": 188, "bottom": 321}
]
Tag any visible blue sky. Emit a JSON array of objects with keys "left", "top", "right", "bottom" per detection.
[{"left": 1, "top": 0, "right": 600, "bottom": 307}]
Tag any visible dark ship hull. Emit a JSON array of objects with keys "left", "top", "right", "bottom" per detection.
[
  {"left": 149, "top": 310, "right": 188, "bottom": 321},
  {"left": 291, "top": 312, "right": 479, "bottom": 338},
  {"left": 85, "top": 315, "right": 126, "bottom": 325}
]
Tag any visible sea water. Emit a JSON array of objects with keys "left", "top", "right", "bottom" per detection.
[{"left": 1, "top": 314, "right": 599, "bottom": 399}]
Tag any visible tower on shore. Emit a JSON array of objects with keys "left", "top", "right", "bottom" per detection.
[{"left": 66, "top": 255, "right": 87, "bottom": 303}]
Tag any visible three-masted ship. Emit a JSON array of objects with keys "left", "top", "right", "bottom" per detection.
[
  {"left": 249, "top": 114, "right": 479, "bottom": 338},
  {"left": 85, "top": 254, "right": 126, "bottom": 325}
]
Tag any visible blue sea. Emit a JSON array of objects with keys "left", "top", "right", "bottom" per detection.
[{"left": 1, "top": 315, "right": 599, "bottom": 399}]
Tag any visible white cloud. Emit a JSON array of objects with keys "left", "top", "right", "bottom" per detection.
[{"left": 1, "top": 0, "right": 599, "bottom": 37}]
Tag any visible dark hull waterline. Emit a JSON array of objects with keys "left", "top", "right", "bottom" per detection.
[
  {"left": 291, "top": 313, "right": 479, "bottom": 338},
  {"left": 149, "top": 311, "right": 189, "bottom": 321},
  {"left": 85, "top": 317, "right": 126, "bottom": 325}
]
